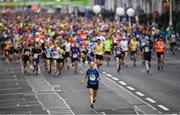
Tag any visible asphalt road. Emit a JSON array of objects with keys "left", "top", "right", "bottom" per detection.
[
  {"left": 0, "top": 50, "right": 180, "bottom": 114},
  {"left": 101, "top": 51, "right": 180, "bottom": 114},
  {"left": 0, "top": 59, "right": 48, "bottom": 114},
  {"left": 38, "top": 50, "right": 180, "bottom": 114}
]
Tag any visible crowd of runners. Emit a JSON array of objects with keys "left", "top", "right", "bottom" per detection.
[
  {"left": 0, "top": 11, "right": 178, "bottom": 75},
  {"left": 0, "top": 10, "right": 179, "bottom": 109}
]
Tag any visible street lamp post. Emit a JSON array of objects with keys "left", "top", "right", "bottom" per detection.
[
  {"left": 116, "top": 7, "right": 125, "bottom": 23},
  {"left": 92, "top": 5, "right": 101, "bottom": 23},
  {"left": 169, "top": 0, "right": 173, "bottom": 26},
  {"left": 126, "top": 8, "right": 135, "bottom": 28}
]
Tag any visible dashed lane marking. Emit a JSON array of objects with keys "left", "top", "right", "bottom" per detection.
[
  {"left": 118, "top": 81, "right": 127, "bottom": 86},
  {"left": 111, "top": 77, "right": 119, "bottom": 81},
  {"left": 126, "top": 86, "right": 136, "bottom": 91},
  {"left": 102, "top": 71, "right": 106, "bottom": 74},
  {"left": 106, "top": 74, "right": 112, "bottom": 77},
  {"left": 101, "top": 71, "right": 171, "bottom": 113},
  {"left": 157, "top": 105, "right": 170, "bottom": 111},
  {"left": 135, "top": 92, "right": 145, "bottom": 97},
  {"left": 145, "top": 98, "right": 156, "bottom": 103},
  {"left": 104, "top": 76, "right": 160, "bottom": 114}
]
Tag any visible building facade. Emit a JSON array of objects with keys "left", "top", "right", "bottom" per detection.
[{"left": 91, "top": 0, "right": 180, "bottom": 15}]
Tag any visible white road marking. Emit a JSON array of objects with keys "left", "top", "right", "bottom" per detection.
[
  {"left": 102, "top": 71, "right": 106, "bottom": 74},
  {"left": 127, "top": 86, "right": 136, "bottom": 91},
  {"left": 54, "top": 90, "right": 62, "bottom": 92},
  {"left": 106, "top": 74, "right": 112, "bottom": 77},
  {"left": 13, "top": 75, "right": 16, "bottom": 77},
  {"left": 104, "top": 76, "right": 160, "bottom": 114},
  {"left": 55, "top": 92, "right": 75, "bottom": 115},
  {"left": 118, "top": 81, "right": 127, "bottom": 86},
  {"left": 52, "top": 84, "right": 60, "bottom": 88},
  {"left": 135, "top": 92, "right": 145, "bottom": 97},
  {"left": 157, "top": 105, "right": 170, "bottom": 111},
  {"left": 20, "top": 61, "right": 51, "bottom": 115},
  {"left": 134, "top": 105, "right": 145, "bottom": 114},
  {"left": 39, "top": 67, "right": 75, "bottom": 115},
  {"left": 111, "top": 77, "right": 119, "bottom": 81},
  {"left": 101, "top": 112, "right": 106, "bottom": 115},
  {"left": 145, "top": 98, "right": 156, "bottom": 103}
]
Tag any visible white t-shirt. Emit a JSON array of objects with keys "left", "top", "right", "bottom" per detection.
[
  {"left": 53, "top": 47, "right": 60, "bottom": 59},
  {"left": 65, "top": 42, "right": 71, "bottom": 52},
  {"left": 120, "top": 40, "right": 128, "bottom": 51}
]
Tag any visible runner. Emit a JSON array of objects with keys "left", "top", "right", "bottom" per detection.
[
  {"left": 155, "top": 37, "right": 165, "bottom": 70},
  {"left": 14, "top": 42, "right": 21, "bottom": 64},
  {"left": 95, "top": 39, "right": 104, "bottom": 70},
  {"left": 81, "top": 61, "right": 101, "bottom": 109},
  {"left": 64, "top": 39, "right": 71, "bottom": 69},
  {"left": 114, "top": 40, "right": 122, "bottom": 72},
  {"left": 170, "top": 32, "right": 176, "bottom": 55},
  {"left": 129, "top": 35, "right": 139, "bottom": 66},
  {"left": 87, "top": 40, "right": 96, "bottom": 63},
  {"left": 120, "top": 36, "right": 129, "bottom": 67},
  {"left": 4, "top": 38, "right": 11, "bottom": 64},
  {"left": 22, "top": 43, "right": 30, "bottom": 74},
  {"left": 80, "top": 40, "right": 88, "bottom": 66},
  {"left": 71, "top": 43, "right": 80, "bottom": 73},
  {"left": 142, "top": 39, "right": 152, "bottom": 74},
  {"left": 58, "top": 44, "right": 65, "bottom": 75},
  {"left": 139, "top": 35, "right": 150, "bottom": 65},
  {"left": 52, "top": 43, "right": 61, "bottom": 76},
  {"left": 45, "top": 43, "right": 52, "bottom": 74},
  {"left": 31, "top": 43, "right": 42, "bottom": 75},
  {"left": 103, "top": 37, "right": 112, "bottom": 66}
]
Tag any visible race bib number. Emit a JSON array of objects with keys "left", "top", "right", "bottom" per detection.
[
  {"left": 160, "top": 46, "right": 163, "bottom": 49},
  {"left": 116, "top": 50, "right": 121, "bottom": 54},
  {"left": 59, "top": 54, "right": 63, "bottom": 58},
  {"left": 105, "top": 44, "right": 110, "bottom": 48},
  {"left": 25, "top": 51, "right": 29, "bottom": 55},
  {"left": 73, "top": 53, "right": 78, "bottom": 58},
  {"left": 131, "top": 46, "right": 136, "bottom": 51},
  {"left": 90, "top": 75, "right": 96, "bottom": 81},
  {"left": 98, "top": 51, "right": 103, "bottom": 55},
  {"left": 122, "top": 45, "right": 127, "bottom": 51},
  {"left": 141, "top": 42, "right": 145, "bottom": 46},
  {"left": 144, "top": 47, "right": 149, "bottom": 52},
  {"left": 34, "top": 54, "right": 38, "bottom": 59}
]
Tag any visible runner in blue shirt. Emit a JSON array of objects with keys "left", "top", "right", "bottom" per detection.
[
  {"left": 81, "top": 62, "right": 101, "bottom": 109},
  {"left": 71, "top": 43, "right": 79, "bottom": 73}
]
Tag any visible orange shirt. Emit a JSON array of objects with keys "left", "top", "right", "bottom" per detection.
[{"left": 155, "top": 41, "right": 165, "bottom": 52}]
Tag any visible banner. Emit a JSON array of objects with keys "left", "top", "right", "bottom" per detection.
[{"left": 0, "top": 0, "right": 89, "bottom": 6}]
